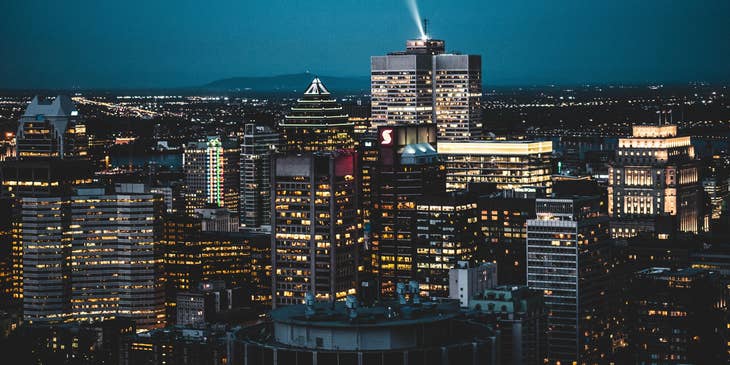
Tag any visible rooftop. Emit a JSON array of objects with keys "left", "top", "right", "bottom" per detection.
[
  {"left": 22, "top": 95, "right": 77, "bottom": 118},
  {"left": 438, "top": 140, "right": 552, "bottom": 155},
  {"left": 270, "top": 299, "right": 460, "bottom": 329}
]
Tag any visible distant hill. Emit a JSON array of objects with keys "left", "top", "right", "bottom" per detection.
[{"left": 202, "top": 72, "right": 370, "bottom": 94}]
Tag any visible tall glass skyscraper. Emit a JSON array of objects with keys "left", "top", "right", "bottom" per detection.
[
  {"left": 526, "top": 196, "right": 612, "bottom": 364},
  {"left": 183, "top": 136, "right": 240, "bottom": 215},
  {"left": 271, "top": 151, "right": 360, "bottom": 307},
  {"left": 370, "top": 124, "right": 445, "bottom": 296},
  {"left": 70, "top": 184, "right": 165, "bottom": 330},
  {"left": 4, "top": 96, "right": 92, "bottom": 304},
  {"left": 239, "top": 124, "right": 279, "bottom": 229},
  {"left": 371, "top": 39, "right": 482, "bottom": 141}
]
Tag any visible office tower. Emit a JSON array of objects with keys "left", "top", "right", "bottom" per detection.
[
  {"left": 448, "top": 261, "right": 497, "bottom": 308},
  {"left": 240, "top": 124, "right": 278, "bottom": 228},
  {"left": 279, "top": 77, "right": 355, "bottom": 153},
  {"left": 70, "top": 184, "right": 165, "bottom": 330},
  {"left": 438, "top": 140, "right": 553, "bottom": 192},
  {"left": 371, "top": 39, "right": 482, "bottom": 140},
  {"left": 358, "top": 135, "right": 379, "bottom": 228},
  {"left": 16, "top": 95, "right": 86, "bottom": 159},
  {"left": 414, "top": 191, "right": 480, "bottom": 297},
  {"left": 20, "top": 197, "right": 71, "bottom": 324},
  {"left": 162, "top": 216, "right": 270, "bottom": 318},
  {"left": 371, "top": 124, "right": 445, "bottom": 295},
  {"left": 478, "top": 188, "right": 544, "bottom": 285},
  {"left": 526, "top": 197, "right": 613, "bottom": 364},
  {"left": 608, "top": 125, "right": 702, "bottom": 238},
  {"left": 702, "top": 154, "right": 729, "bottom": 223},
  {"left": 271, "top": 151, "right": 359, "bottom": 307},
  {"left": 629, "top": 268, "right": 725, "bottom": 364},
  {"left": 183, "top": 136, "right": 240, "bottom": 215},
  {"left": 470, "top": 286, "right": 547, "bottom": 365},
  {"left": 4, "top": 96, "right": 92, "bottom": 302}
]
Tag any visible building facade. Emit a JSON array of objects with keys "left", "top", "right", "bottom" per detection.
[
  {"left": 22, "top": 184, "right": 166, "bottom": 329},
  {"left": 162, "top": 217, "right": 271, "bottom": 318},
  {"left": 20, "top": 196, "right": 71, "bottom": 324},
  {"left": 438, "top": 140, "right": 553, "bottom": 192},
  {"left": 183, "top": 136, "right": 240, "bottom": 215},
  {"left": 239, "top": 124, "right": 278, "bottom": 228},
  {"left": 414, "top": 191, "right": 480, "bottom": 297},
  {"left": 470, "top": 286, "right": 547, "bottom": 365},
  {"left": 448, "top": 261, "right": 497, "bottom": 308},
  {"left": 16, "top": 95, "right": 86, "bottom": 160},
  {"left": 370, "top": 125, "right": 445, "bottom": 296},
  {"left": 4, "top": 96, "right": 92, "bottom": 302},
  {"left": 526, "top": 197, "right": 613, "bottom": 364},
  {"left": 69, "top": 184, "right": 165, "bottom": 330},
  {"left": 628, "top": 268, "right": 726, "bottom": 364},
  {"left": 271, "top": 151, "right": 360, "bottom": 307},
  {"left": 608, "top": 125, "right": 702, "bottom": 238},
  {"left": 478, "top": 188, "right": 544, "bottom": 285},
  {"left": 371, "top": 39, "right": 482, "bottom": 141}
]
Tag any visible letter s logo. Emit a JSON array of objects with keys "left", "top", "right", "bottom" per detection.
[{"left": 381, "top": 129, "right": 393, "bottom": 145}]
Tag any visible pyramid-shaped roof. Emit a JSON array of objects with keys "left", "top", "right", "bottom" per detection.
[{"left": 303, "top": 77, "right": 330, "bottom": 96}]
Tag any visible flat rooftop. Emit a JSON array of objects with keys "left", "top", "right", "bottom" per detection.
[
  {"left": 438, "top": 140, "right": 553, "bottom": 155},
  {"left": 270, "top": 299, "right": 460, "bottom": 328}
]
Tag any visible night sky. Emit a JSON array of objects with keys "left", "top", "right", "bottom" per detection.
[{"left": 1, "top": 0, "right": 729, "bottom": 89}]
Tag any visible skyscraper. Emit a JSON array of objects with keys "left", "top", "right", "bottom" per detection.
[
  {"left": 16, "top": 95, "right": 86, "bottom": 159},
  {"left": 4, "top": 96, "right": 92, "bottom": 302},
  {"left": 183, "top": 136, "right": 240, "bottom": 215},
  {"left": 162, "top": 215, "right": 271, "bottom": 318},
  {"left": 239, "top": 124, "right": 278, "bottom": 229},
  {"left": 21, "top": 196, "right": 71, "bottom": 324},
  {"left": 414, "top": 191, "right": 480, "bottom": 297},
  {"left": 371, "top": 39, "right": 482, "bottom": 140},
  {"left": 271, "top": 151, "right": 360, "bottom": 307},
  {"left": 370, "top": 124, "right": 445, "bottom": 295},
  {"left": 608, "top": 124, "right": 702, "bottom": 238},
  {"left": 526, "top": 196, "right": 613, "bottom": 364},
  {"left": 478, "top": 188, "right": 545, "bottom": 285},
  {"left": 69, "top": 184, "right": 165, "bottom": 330},
  {"left": 279, "top": 77, "right": 355, "bottom": 153},
  {"left": 22, "top": 184, "right": 166, "bottom": 329}
]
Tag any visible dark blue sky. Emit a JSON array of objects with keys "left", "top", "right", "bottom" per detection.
[{"left": 1, "top": 0, "right": 729, "bottom": 89}]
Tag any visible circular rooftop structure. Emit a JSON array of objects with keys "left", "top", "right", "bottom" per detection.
[{"left": 234, "top": 298, "right": 498, "bottom": 365}]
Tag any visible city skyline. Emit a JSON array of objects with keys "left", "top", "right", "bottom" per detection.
[
  {"left": 1, "top": 2, "right": 730, "bottom": 364},
  {"left": 1, "top": 0, "right": 730, "bottom": 89}
]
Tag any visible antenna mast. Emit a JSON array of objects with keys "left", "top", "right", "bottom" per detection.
[{"left": 423, "top": 18, "right": 429, "bottom": 39}]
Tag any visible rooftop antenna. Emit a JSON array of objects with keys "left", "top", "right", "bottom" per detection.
[{"left": 422, "top": 18, "right": 430, "bottom": 39}]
